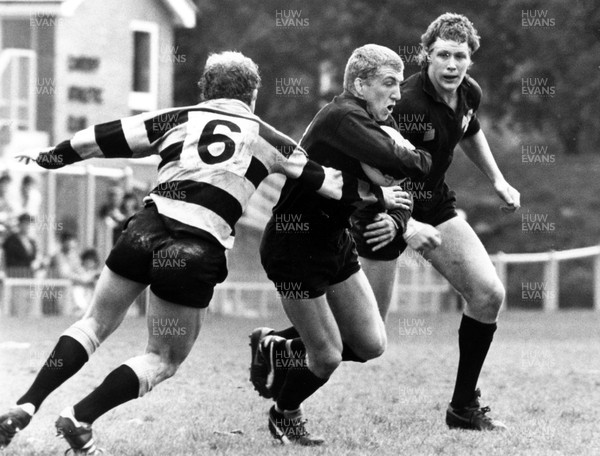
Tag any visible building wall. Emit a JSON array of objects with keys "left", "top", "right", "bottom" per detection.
[
  {"left": 36, "top": 23, "right": 55, "bottom": 137},
  {"left": 54, "top": 0, "right": 175, "bottom": 142}
]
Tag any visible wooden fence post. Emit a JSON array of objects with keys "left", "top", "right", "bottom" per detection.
[
  {"left": 543, "top": 251, "right": 559, "bottom": 312},
  {"left": 594, "top": 249, "right": 600, "bottom": 311}
]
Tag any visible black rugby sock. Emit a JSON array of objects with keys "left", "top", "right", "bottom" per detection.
[
  {"left": 73, "top": 365, "right": 139, "bottom": 424},
  {"left": 450, "top": 314, "right": 497, "bottom": 408},
  {"left": 276, "top": 367, "right": 328, "bottom": 412},
  {"left": 272, "top": 330, "right": 366, "bottom": 364},
  {"left": 18, "top": 336, "right": 89, "bottom": 412},
  {"left": 272, "top": 338, "right": 306, "bottom": 381}
]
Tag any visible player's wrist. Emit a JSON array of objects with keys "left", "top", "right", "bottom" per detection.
[
  {"left": 491, "top": 175, "right": 507, "bottom": 188},
  {"left": 403, "top": 218, "right": 419, "bottom": 241}
]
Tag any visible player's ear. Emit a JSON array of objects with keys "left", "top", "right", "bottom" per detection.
[
  {"left": 249, "top": 89, "right": 258, "bottom": 113},
  {"left": 353, "top": 78, "right": 364, "bottom": 98}
]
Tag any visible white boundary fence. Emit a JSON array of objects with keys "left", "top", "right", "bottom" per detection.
[
  {"left": 2, "top": 159, "right": 599, "bottom": 320},
  {"left": 491, "top": 245, "right": 600, "bottom": 312},
  {"left": 209, "top": 244, "right": 600, "bottom": 316},
  {"left": 3, "top": 244, "right": 600, "bottom": 318}
]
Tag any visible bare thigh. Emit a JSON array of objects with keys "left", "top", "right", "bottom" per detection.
[
  {"left": 359, "top": 257, "right": 398, "bottom": 321},
  {"left": 82, "top": 266, "right": 147, "bottom": 342},
  {"left": 326, "top": 270, "right": 387, "bottom": 360},
  {"left": 144, "top": 292, "right": 206, "bottom": 369},
  {"left": 281, "top": 296, "right": 342, "bottom": 378},
  {"left": 423, "top": 216, "right": 504, "bottom": 323}
]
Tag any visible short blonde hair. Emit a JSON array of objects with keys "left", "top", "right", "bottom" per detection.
[{"left": 343, "top": 44, "right": 404, "bottom": 92}]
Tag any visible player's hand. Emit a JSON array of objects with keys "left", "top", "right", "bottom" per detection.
[
  {"left": 494, "top": 180, "right": 521, "bottom": 213},
  {"left": 381, "top": 186, "right": 412, "bottom": 211},
  {"left": 14, "top": 147, "right": 51, "bottom": 165},
  {"left": 403, "top": 219, "right": 441, "bottom": 253},
  {"left": 364, "top": 213, "right": 398, "bottom": 251}
]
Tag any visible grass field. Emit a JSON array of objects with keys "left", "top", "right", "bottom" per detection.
[{"left": 1, "top": 310, "right": 599, "bottom": 456}]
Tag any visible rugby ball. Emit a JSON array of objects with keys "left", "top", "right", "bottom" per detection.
[{"left": 360, "top": 125, "right": 413, "bottom": 186}]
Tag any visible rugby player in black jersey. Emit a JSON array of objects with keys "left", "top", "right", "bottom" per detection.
[
  {"left": 0, "top": 51, "right": 407, "bottom": 455},
  {"left": 251, "top": 14, "right": 520, "bottom": 433},
  {"left": 255, "top": 44, "right": 432, "bottom": 445},
  {"left": 356, "top": 13, "right": 520, "bottom": 430}
]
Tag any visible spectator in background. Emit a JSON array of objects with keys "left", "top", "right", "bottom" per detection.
[
  {"left": 49, "top": 232, "right": 97, "bottom": 315},
  {"left": 98, "top": 185, "right": 126, "bottom": 247},
  {"left": 2, "top": 213, "right": 43, "bottom": 277},
  {"left": 99, "top": 185, "right": 125, "bottom": 227},
  {"left": 81, "top": 248, "right": 101, "bottom": 276},
  {"left": 0, "top": 173, "right": 16, "bottom": 234},
  {"left": 120, "top": 192, "right": 139, "bottom": 221},
  {"left": 79, "top": 248, "right": 102, "bottom": 314},
  {"left": 20, "top": 175, "right": 42, "bottom": 218},
  {"left": 116, "top": 192, "right": 140, "bottom": 243}
]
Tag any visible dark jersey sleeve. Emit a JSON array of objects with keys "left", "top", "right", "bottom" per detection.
[
  {"left": 35, "top": 141, "right": 83, "bottom": 169},
  {"left": 334, "top": 108, "right": 431, "bottom": 180},
  {"left": 388, "top": 206, "right": 411, "bottom": 234},
  {"left": 462, "top": 75, "right": 483, "bottom": 138},
  {"left": 257, "top": 119, "right": 386, "bottom": 209}
]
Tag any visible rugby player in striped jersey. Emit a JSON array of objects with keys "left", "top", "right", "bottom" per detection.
[{"left": 0, "top": 51, "right": 411, "bottom": 455}]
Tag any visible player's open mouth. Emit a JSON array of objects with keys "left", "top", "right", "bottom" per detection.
[
  {"left": 386, "top": 104, "right": 394, "bottom": 113},
  {"left": 443, "top": 75, "right": 458, "bottom": 83}
]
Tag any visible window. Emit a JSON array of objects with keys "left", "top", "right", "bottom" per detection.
[
  {"left": 129, "top": 21, "right": 158, "bottom": 111},
  {"left": 132, "top": 31, "right": 151, "bottom": 92}
]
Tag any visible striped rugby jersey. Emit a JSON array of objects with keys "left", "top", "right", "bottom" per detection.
[{"left": 36, "top": 98, "right": 386, "bottom": 249}]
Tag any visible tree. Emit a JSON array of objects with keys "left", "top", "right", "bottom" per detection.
[{"left": 174, "top": 0, "right": 600, "bottom": 152}]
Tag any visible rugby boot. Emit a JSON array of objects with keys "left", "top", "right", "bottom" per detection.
[
  {"left": 0, "top": 405, "right": 33, "bottom": 448},
  {"left": 268, "top": 406, "right": 324, "bottom": 446},
  {"left": 259, "top": 335, "right": 289, "bottom": 400},
  {"left": 446, "top": 389, "right": 507, "bottom": 431},
  {"left": 56, "top": 407, "right": 103, "bottom": 455},
  {"left": 249, "top": 327, "right": 274, "bottom": 397}
]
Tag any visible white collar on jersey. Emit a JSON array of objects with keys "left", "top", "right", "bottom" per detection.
[{"left": 200, "top": 98, "right": 253, "bottom": 115}]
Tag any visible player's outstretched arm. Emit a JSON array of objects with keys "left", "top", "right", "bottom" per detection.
[
  {"left": 459, "top": 130, "right": 521, "bottom": 212},
  {"left": 273, "top": 147, "right": 411, "bottom": 211},
  {"left": 20, "top": 108, "right": 188, "bottom": 169},
  {"left": 257, "top": 118, "right": 410, "bottom": 210}
]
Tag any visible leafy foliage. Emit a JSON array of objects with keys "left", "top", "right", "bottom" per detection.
[{"left": 175, "top": 0, "right": 600, "bottom": 152}]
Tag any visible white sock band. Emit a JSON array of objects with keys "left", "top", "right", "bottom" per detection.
[
  {"left": 123, "top": 356, "right": 159, "bottom": 397},
  {"left": 61, "top": 320, "right": 100, "bottom": 357}
]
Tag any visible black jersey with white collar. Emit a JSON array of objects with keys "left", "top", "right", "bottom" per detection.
[
  {"left": 272, "top": 91, "right": 432, "bottom": 230},
  {"left": 393, "top": 68, "right": 482, "bottom": 212}
]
